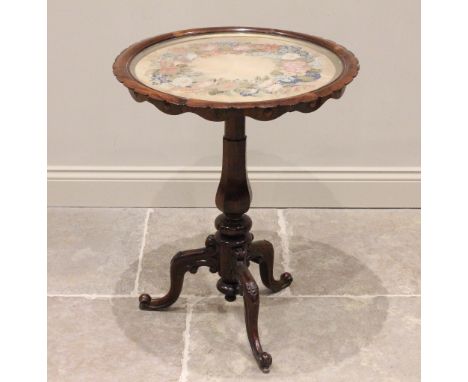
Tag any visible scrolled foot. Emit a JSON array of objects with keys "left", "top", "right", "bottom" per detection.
[
  {"left": 139, "top": 293, "right": 176, "bottom": 311},
  {"left": 138, "top": 293, "right": 152, "bottom": 310},
  {"left": 258, "top": 352, "right": 272, "bottom": 373},
  {"left": 140, "top": 247, "right": 218, "bottom": 310},
  {"left": 280, "top": 272, "right": 293, "bottom": 286},
  {"left": 237, "top": 262, "right": 273, "bottom": 372}
]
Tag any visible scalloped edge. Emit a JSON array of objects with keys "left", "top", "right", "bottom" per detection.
[{"left": 113, "top": 27, "right": 359, "bottom": 121}]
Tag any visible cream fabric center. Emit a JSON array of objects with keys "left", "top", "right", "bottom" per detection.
[{"left": 190, "top": 54, "right": 276, "bottom": 81}]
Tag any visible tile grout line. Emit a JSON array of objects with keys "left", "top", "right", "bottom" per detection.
[
  {"left": 277, "top": 209, "right": 292, "bottom": 274},
  {"left": 178, "top": 296, "right": 201, "bottom": 382},
  {"left": 263, "top": 294, "right": 422, "bottom": 298},
  {"left": 47, "top": 293, "right": 421, "bottom": 299},
  {"left": 277, "top": 209, "right": 293, "bottom": 297},
  {"left": 47, "top": 293, "right": 132, "bottom": 299},
  {"left": 132, "top": 208, "right": 153, "bottom": 296}
]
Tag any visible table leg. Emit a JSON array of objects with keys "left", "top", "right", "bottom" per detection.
[
  {"left": 237, "top": 262, "right": 273, "bottom": 373},
  {"left": 249, "top": 240, "right": 293, "bottom": 292},
  {"left": 139, "top": 242, "right": 218, "bottom": 310}
]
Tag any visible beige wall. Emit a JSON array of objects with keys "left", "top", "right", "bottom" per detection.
[{"left": 48, "top": 0, "right": 420, "bottom": 207}]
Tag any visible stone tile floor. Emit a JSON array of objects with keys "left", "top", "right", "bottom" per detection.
[{"left": 48, "top": 208, "right": 420, "bottom": 381}]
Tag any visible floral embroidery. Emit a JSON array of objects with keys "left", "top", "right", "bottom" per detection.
[{"left": 139, "top": 39, "right": 323, "bottom": 99}]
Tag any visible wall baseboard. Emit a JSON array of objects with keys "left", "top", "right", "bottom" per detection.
[{"left": 47, "top": 166, "right": 421, "bottom": 208}]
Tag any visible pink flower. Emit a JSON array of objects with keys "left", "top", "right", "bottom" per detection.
[
  {"left": 192, "top": 80, "right": 214, "bottom": 89},
  {"left": 251, "top": 43, "right": 278, "bottom": 53},
  {"left": 261, "top": 44, "right": 280, "bottom": 52},
  {"left": 217, "top": 81, "right": 237, "bottom": 91},
  {"left": 159, "top": 60, "right": 178, "bottom": 75},
  {"left": 159, "top": 65, "right": 178, "bottom": 75},
  {"left": 171, "top": 47, "right": 188, "bottom": 54},
  {"left": 281, "top": 60, "right": 309, "bottom": 75}
]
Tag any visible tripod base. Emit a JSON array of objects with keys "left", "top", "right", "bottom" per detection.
[{"left": 139, "top": 217, "right": 292, "bottom": 373}]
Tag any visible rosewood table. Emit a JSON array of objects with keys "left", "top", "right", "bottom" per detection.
[{"left": 113, "top": 27, "right": 359, "bottom": 373}]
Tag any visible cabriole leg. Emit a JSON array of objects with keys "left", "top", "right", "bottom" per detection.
[
  {"left": 249, "top": 240, "right": 293, "bottom": 292},
  {"left": 237, "top": 262, "right": 272, "bottom": 373},
  {"left": 139, "top": 244, "right": 217, "bottom": 310}
]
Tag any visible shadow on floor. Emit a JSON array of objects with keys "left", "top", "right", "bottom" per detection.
[{"left": 111, "top": 231, "right": 389, "bottom": 372}]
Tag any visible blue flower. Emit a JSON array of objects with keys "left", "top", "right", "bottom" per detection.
[
  {"left": 276, "top": 75, "right": 299, "bottom": 84},
  {"left": 278, "top": 45, "right": 301, "bottom": 54},
  {"left": 305, "top": 71, "right": 321, "bottom": 80},
  {"left": 277, "top": 46, "right": 290, "bottom": 55},
  {"left": 237, "top": 88, "right": 259, "bottom": 96},
  {"left": 151, "top": 73, "right": 170, "bottom": 84}
]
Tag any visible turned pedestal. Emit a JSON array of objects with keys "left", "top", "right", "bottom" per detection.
[{"left": 139, "top": 114, "right": 292, "bottom": 372}]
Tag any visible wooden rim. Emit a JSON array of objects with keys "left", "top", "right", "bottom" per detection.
[{"left": 113, "top": 26, "right": 359, "bottom": 112}]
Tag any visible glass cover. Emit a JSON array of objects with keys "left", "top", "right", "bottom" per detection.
[{"left": 131, "top": 32, "right": 343, "bottom": 103}]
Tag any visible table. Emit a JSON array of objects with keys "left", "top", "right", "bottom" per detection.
[{"left": 113, "top": 26, "right": 359, "bottom": 373}]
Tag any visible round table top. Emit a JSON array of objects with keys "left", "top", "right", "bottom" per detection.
[{"left": 113, "top": 27, "right": 359, "bottom": 121}]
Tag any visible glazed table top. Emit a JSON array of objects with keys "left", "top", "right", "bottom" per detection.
[
  {"left": 130, "top": 32, "right": 343, "bottom": 103},
  {"left": 113, "top": 27, "right": 359, "bottom": 120}
]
